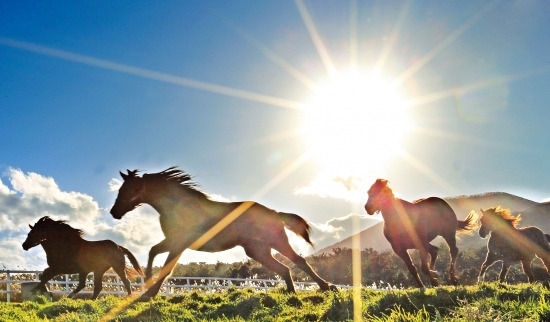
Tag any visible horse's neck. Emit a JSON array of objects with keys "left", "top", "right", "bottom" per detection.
[
  {"left": 41, "top": 234, "right": 81, "bottom": 254},
  {"left": 381, "top": 198, "right": 412, "bottom": 223},
  {"left": 145, "top": 185, "right": 221, "bottom": 220},
  {"left": 489, "top": 220, "right": 516, "bottom": 236}
]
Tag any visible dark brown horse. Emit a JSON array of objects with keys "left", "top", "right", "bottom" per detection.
[
  {"left": 364, "top": 179, "right": 477, "bottom": 288},
  {"left": 22, "top": 216, "right": 144, "bottom": 299},
  {"left": 110, "top": 167, "right": 337, "bottom": 300},
  {"left": 478, "top": 206, "right": 550, "bottom": 284}
]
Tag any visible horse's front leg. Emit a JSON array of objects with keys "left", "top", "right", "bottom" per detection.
[
  {"left": 68, "top": 272, "right": 87, "bottom": 298},
  {"left": 91, "top": 270, "right": 108, "bottom": 299},
  {"left": 419, "top": 245, "right": 439, "bottom": 287},
  {"left": 145, "top": 239, "right": 172, "bottom": 281},
  {"left": 34, "top": 267, "right": 57, "bottom": 293},
  {"left": 394, "top": 247, "right": 424, "bottom": 288},
  {"left": 499, "top": 262, "right": 511, "bottom": 283},
  {"left": 140, "top": 248, "right": 184, "bottom": 301},
  {"left": 478, "top": 252, "right": 497, "bottom": 283}
]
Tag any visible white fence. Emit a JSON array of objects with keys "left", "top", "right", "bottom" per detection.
[{"left": 0, "top": 270, "right": 350, "bottom": 302}]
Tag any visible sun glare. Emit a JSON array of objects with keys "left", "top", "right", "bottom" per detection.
[{"left": 301, "top": 71, "right": 412, "bottom": 193}]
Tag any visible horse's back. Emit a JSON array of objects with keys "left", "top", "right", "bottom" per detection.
[
  {"left": 79, "top": 240, "right": 126, "bottom": 268},
  {"left": 412, "top": 197, "right": 457, "bottom": 220}
]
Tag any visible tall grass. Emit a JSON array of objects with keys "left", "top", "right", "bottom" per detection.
[{"left": 1, "top": 283, "right": 549, "bottom": 321}]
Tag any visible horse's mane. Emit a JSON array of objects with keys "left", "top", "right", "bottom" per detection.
[
  {"left": 34, "top": 216, "right": 84, "bottom": 237},
  {"left": 143, "top": 167, "right": 208, "bottom": 199},
  {"left": 371, "top": 179, "right": 396, "bottom": 198},
  {"left": 483, "top": 206, "right": 522, "bottom": 227}
]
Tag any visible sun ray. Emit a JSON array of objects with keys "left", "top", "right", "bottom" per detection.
[
  {"left": 408, "top": 66, "right": 550, "bottom": 108},
  {"left": 396, "top": 149, "right": 459, "bottom": 195},
  {"left": 347, "top": 4, "right": 362, "bottom": 320},
  {"left": 250, "top": 151, "right": 311, "bottom": 200},
  {"left": 295, "top": 0, "right": 336, "bottom": 76},
  {"left": 373, "top": 1, "right": 412, "bottom": 75},
  {"left": 349, "top": 0, "right": 358, "bottom": 69},
  {"left": 220, "top": 20, "right": 316, "bottom": 89},
  {"left": 394, "top": 0, "right": 501, "bottom": 85},
  {"left": 0, "top": 37, "right": 302, "bottom": 110}
]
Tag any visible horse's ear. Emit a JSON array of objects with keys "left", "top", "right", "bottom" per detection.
[
  {"left": 29, "top": 224, "right": 33, "bottom": 229},
  {"left": 120, "top": 171, "right": 128, "bottom": 180}
]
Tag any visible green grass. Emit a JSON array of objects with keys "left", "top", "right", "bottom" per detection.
[{"left": 1, "top": 283, "right": 549, "bottom": 321}]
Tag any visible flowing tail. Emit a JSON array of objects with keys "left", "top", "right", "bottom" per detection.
[
  {"left": 457, "top": 210, "right": 479, "bottom": 234},
  {"left": 280, "top": 212, "right": 314, "bottom": 246},
  {"left": 119, "top": 245, "right": 145, "bottom": 277}
]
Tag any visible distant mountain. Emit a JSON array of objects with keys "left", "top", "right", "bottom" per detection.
[{"left": 313, "top": 192, "right": 550, "bottom": 256}]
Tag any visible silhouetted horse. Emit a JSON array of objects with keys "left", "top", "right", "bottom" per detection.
[
  {"left": 22, "top": 216, "right": 144, "bottom": 299},
  {"left": 110, "top": 167, "right": 337, "bottom": 300},
  {"left": 365, "top": 179, "right": 477, "bottom": 288},
  {"left": 478, "top": 206, "right": 550, "bottom": 284}
]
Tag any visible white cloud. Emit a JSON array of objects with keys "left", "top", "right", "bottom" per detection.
[
  {"left": 0, "top": 169, "right": 102, "bottom": 233},
  {"left": 295, "top": 173, "right": 368, "bottom": 202},
  {"left": 109, "top": 178, "right": 122, "bottom": 192},
  {"left": 307, "top": 213, "right": 381, "bottom": 253}
]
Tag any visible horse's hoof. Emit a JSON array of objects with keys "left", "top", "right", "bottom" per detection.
[
  {"left": 328, "top": 284, "right": 339, "bottom": 292},
  {"left": 138, "top": 294, "right": 152, "bottom": 302}
]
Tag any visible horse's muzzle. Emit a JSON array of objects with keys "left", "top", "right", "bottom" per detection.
[
  {"left": 365, "top": 204, "right": 375, "bottom": 215},
  {"left": 110, "top": 207, "right": 123, "bottom": 220}
]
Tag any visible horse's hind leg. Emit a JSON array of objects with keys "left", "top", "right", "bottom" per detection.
[
  {"left": 444, "top": 234, "right": 459, "bottom": 285},
  {"left": 272, "top": 239, "right": 336, "bottom": 291},
  {"left": 521, "top": 258, "right": 536, "bottom": 283},
  {"left": 428, "top": 244, "right": 439, "bottom": 271},
  {"left": 243, "top": 244, "right": 295, "bottom": 293},
  {"left": 112, "top": 263, "right": 132, "bottom": 295}
]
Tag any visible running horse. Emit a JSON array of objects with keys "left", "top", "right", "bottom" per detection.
[
  {"left": 364, "top": 179, "right": 477, "bottom": 288},
  {"left": 478, "top": 206, "right": 550, "bottom": 284},
  {"left": 110, "top": 167, "right": 337, "bottom": 300},
  {"left": 22, "top": 216, "right": 144, "bottom": 299}
]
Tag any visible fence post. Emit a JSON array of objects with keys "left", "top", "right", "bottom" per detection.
[
  {"left": 65, "top": 274, "right": 70, "bottom": 295},
  {"left": 6, "top": 271, "right": 11, "bottom": 303}
]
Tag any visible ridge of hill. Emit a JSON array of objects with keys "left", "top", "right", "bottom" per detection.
[{"left": 313, "top": 192, "right": 550, "bottom": 256}]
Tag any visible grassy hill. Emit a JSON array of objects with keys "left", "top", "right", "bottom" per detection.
[{"left": 1, "top": 283, "right": 549, "bottom": 321}]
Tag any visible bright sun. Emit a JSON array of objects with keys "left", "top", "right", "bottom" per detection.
[{"left": 301, "top": 70, "right": 412, "bottom": 194}]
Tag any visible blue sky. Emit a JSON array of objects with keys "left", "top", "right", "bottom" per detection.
[{"left": 2, "top": 1, "right": 550, "bottom": 269}]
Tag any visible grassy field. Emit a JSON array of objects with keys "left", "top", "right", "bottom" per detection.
[{"left": 1, "top": 282, "right": 549, "bottom": 321}]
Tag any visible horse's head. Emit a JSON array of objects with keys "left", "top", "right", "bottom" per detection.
[
  {"left": 479, "top": 207, "right": 496, "bottom": 238},
  {"left": 478, "top": 206, "right": 520, "bottom": 238},
  {"left": 110, "top": 169, "right": 145, "bottom": 219},
  {"left": 22, "top": 216, "right": 52, "bottom": 250},
  {"left": 365, "top": 179, "right": 393, "bottom": 215}
]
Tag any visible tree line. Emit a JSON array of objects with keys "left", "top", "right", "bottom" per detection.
[{"left": 158, "top": 244, "right": 549, "bottom": 288}]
